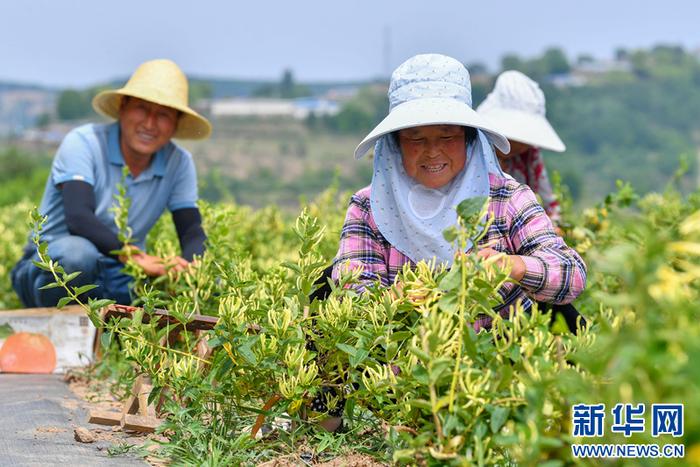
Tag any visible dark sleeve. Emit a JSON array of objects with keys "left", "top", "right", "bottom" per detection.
[
  {"left": 62, "top": 180, "right": 122, "bottom": 257},
  {"left": 172, "top": 207, "right": 206, "bottom": 261}
]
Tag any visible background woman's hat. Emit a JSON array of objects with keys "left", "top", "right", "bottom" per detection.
[
  {"left": 476, "top": 70, "right": 565, "bottom": 152},
  {"left": 92, "top": 59, "right": 212, "bottom": 140},
  {"left": 354, "top": 54, "right": 510, "bottom": 159}
]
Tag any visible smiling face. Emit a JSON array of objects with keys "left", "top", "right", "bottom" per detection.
[
  {"left": 118, "top": 97, "right": 179, "bottom": 161},
  {"left": 398, "top": 125, "right": 467, "bottom": 189}
]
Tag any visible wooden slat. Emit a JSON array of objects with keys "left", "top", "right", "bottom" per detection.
[
  {"left": 121, "top": 414, "right": 162, "bottom": 433},
  {"left": 87, "top": 409, "right": 121, "bottom": 426},
  {"left": 101, "top": 304, "right": 219, "bottom": 331}
]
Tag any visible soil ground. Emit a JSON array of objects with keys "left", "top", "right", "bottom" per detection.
[{"left": 0, "top": 373, "right": 146, "bottom": 466}]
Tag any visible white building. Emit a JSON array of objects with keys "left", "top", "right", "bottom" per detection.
[
  {"left": 0, "top": 89, "right": 55, "bottom": 135},
  {"left": 208, "top": 97, "right": 340, "bottom": 119}
]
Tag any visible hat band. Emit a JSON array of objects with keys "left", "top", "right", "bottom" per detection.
[{"left": 389, "top": 81, "right": 471, "bottom": 111}]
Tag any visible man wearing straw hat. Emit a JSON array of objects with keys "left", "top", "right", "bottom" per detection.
[{"left": 11, "top": 59, "right": 212, "bottom": 307}]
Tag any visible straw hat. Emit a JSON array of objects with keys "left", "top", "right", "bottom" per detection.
[
  {"left": 476, "top": 70, "right": 565, "bottom": 152},
  {"left": 354, "top": 54, "right": 510, "bottom": 159},
  {"left": 92, "top": 59, "right": 212, "bottom": 140}
]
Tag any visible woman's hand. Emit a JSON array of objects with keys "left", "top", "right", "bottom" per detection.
[{"left": 477, "top": 247, "right": 527, "bottom": 281}]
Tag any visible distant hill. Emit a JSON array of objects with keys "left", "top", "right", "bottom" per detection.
[
  {"left": 5, "top": 45, "right": 700, "bottom": 210},
  {"left": 0, "top": 81, "right": 55, "bottom": 93},
  {"left": 100, "top": 75, "right": 376, "bottom": 98}
]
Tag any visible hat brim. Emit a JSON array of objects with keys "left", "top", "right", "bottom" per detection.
[
  {"left": 354, "top": 97, "right": 510, "bottom": 159},
  {"left": 477, "top": 108, "right": 565, "bottom": 152},
  {"left": 91, "top": 89, "right": 212, "bottom": 140}
]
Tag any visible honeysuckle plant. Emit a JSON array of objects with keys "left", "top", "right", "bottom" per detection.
[{"left": 23, "top": 178, "right": 700, "bottom": 466}]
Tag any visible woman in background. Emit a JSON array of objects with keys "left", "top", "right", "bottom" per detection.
[{"left": 477, "top": 70, "right": 565, "bottom": 230}]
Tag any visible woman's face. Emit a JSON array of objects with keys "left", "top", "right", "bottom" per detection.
[{"left": 398, "top": 125, "right": 466, "bottom": 189}]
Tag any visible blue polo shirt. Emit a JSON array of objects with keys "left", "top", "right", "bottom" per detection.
[{"left": 35, "top": 122, "right": 198, "bottom": 249}]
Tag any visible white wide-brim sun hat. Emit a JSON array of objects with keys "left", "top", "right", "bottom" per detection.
[
  {"left": 476, "top": 70, "right": 565, "bottom": 153},
  {"left": 354, "top": 54, "right": 510, "bottom": 159},
  {"left": 476, "top": 107, "right": 565, "bottom": 152}
]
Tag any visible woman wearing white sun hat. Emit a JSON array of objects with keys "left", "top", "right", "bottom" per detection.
[
  {"left": 331, "top": 54, "right": 587, "bottom": 325},
  {"left": 476, "top": 70, "right": 565, "bottom": 228},
  {"left": 309, "top": 54, "right": 587, "bottom": 429}
]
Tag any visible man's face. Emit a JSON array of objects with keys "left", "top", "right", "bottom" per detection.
[
  {"left": 118, "top": 97, "right": 179, "bottom": 159},
  {"left": 398, "top": 125, "right": 466, "bottom": 189}
]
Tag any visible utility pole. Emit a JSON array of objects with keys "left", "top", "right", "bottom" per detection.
[{"left": 697, "top": 146, "right": 700, "bottom": 189}]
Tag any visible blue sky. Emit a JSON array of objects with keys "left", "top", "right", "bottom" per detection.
[{"left": 2, "top": 0, "right": 698, "bottom": 87}]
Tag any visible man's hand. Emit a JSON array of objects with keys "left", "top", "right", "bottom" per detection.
[
  {"left": 129, "top": 252, "right": 167, "bottom": 277},
  {"left": 167, "top": 256, "right": 190, "bottom": 274},
  {"left": 477, "top": 247, "right": 527, "bottom": 281},
  {"left": 119, "top": 246, "right": 191, "bottom": 277}
]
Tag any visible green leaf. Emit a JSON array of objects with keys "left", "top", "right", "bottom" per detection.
[
  {"left": 52, "top": 263, "right": 65, "bottom": 275},
  {"left": 493, "top": 434, "right": 519, "bottom": 446},
  {"left": 408, "top": 346, "right": 432, "bottom": 363},
  {"left": 439, "top": 267, "right": 461, "bottom": 291},
  {"left": 490, "top": 406, "right": 510, "bottom": 433},
  {"left": 508, "top": 345, "right": 522, "bottom": 362},
  {"left": 442, "top": 413, "right": 463, "bottom": 436},
  {"left": 349, "top": 348, "right": 369, "bottom": 368},
  {"left": 474, "top": 421, "right": 487, "bottom": 439},
  {"left": 72, "top": 284, "right": 98, "bottom": 296},
  {"left": 429, "top": 359, "right": 452, "bottom": 384},
  {"left": 411, "top": 366, "right": 430, "bottom": 385},
  {"left": 497, "top": 365, "right": 513, "bottom": 391},
  {"left": 133, "top": 307, "right": 144, "bottom": 326},
  {"left": 437, "top": 293, "right": 458, "bottom": 314},
  {"left": 89, "top": 299, "right": 115, "bottom": 312},
  {"left": 434, "top": 395, "right": 453, "bottom": 411},
  {"left": 207, "top": 337, "right": 222, "bottom": 348},
  {"left": 38, "top": 281, "right": 62, "bottom": 290},
  {"left": 550, "top": 312, "right": 571, "bottom": 334},
  {"left": 463, "top": 326, "right": 478, "bottom": 361},
  {"left": 147, "top": 386, "right": 163, "bottom": 406},
  {"left": 62, "top": 271, "right": 81, "bottom": 283},
  {"left": 386, "top": 341, "right": 398, "bottom": 360},
  {"left": 238, "top": 336, "right": 258, "bottom": 365},
  {"left": 442, "top": 227, "right": 458, "bottom": 243},
  {"left": 57, "top": 296, "right": 74, "bottom": 308},
  {"left": 393, "top": 449, "right": 417, "bottom": 463},
  {"left": 456, "top": 196, "right": 488, "bottom": 224},
  {"left": 100, "top": 331, "right": 112, "bottom": 349},
  {"left": 281, "top": 262, "right": 301, "bottom": 274},
  {"left": 31, "top": 260, "right": 53, "bottom": 272},
  {"left": 389, "top": 331, "right": 412, "bottom": 342},
  {"left": 408, "top": 399, "right": 433, "bottom": 411},
  {"left": 335, "top": 343, "right": 357, "bottom": 357},
  {"left": 539, "top": 437, "right": 564, "bottom": 448}
]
